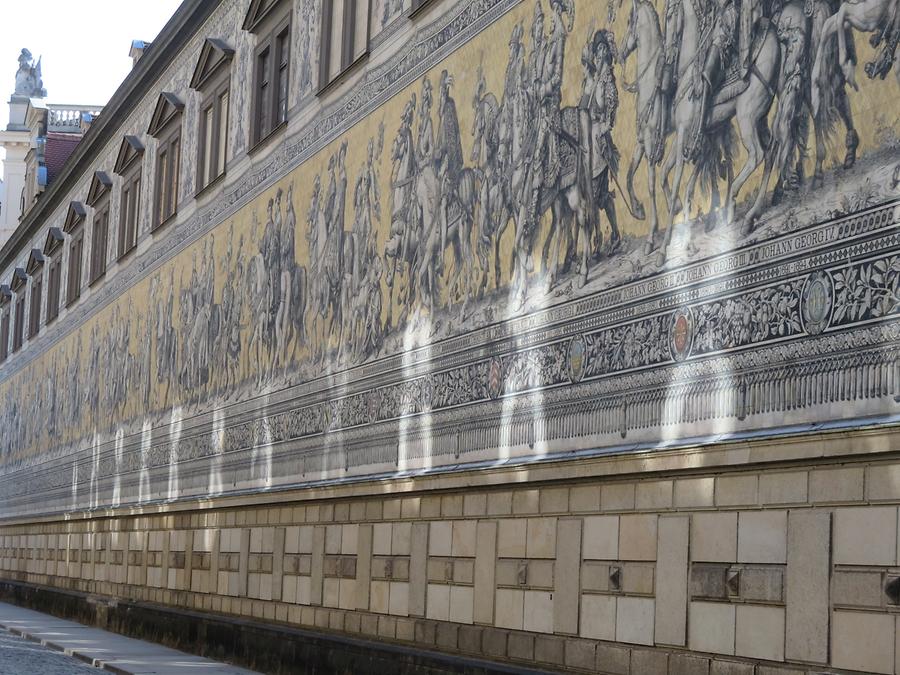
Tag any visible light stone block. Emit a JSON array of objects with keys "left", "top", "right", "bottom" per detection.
[
  {"left": 325, "top": 525, "right": 341, "bottom": 555},
  {"left": 785, "top": 510, "right": 829, "bottom": 663},
  {"left": 655, "top": 515, "right": 689, "bottom": 646},
  {"left": 570, "top": 486, "right": 600, "bottom": 513},
  {"left": 618, "top": 514, "right": 657, "bottom": 561},
  {"left": 429, "top": 521, "right": 452, "bottom": 557},
  {"left": 689, "top": 602, "right": 735, "bottom": 655},
  {"left": 583, "top": 515, "right": 619, "bottom": 560},
  {"left": 450, "top": 586, "right": 474, "bottom": 625},
  {"left": 809, "top": 467, "right": 865, "bottom": 503},
  {"left": 867, "top": 463, "right": 900, "bottom": 500},
  {"left": 735, "top": 605, "right": 784, "bottom": 661},
  {"left": 737, "top": 510, "right": 786, "bottom": 564},
  {"left": 341, "top": 524, "right": 358, "bottom": 555},
  {"left": 452, "top": 520, "right": 476, "bottom": 558},
  {"left": 474, "top": 521, "right": 497, "bottom": 625},
  {"left": 541, "top": 488, "right": 569, "bottom": 513},
  {"left": 691, "top": 512, "right": 737, "bottom": 562},
  {"left": 526, "top": 518, "right": 557, "bottom": 559},
  {"left": 495, "top": 588, "right": 524, "bottom": 630},
  {"left": 392, "top": 521, "right": 411, "bottom": 556},
  {"left": 759, "top": 472, "right": 807, "bottom": 505},
  {"left": 497, "top": 519, "right": 527, "bottom": 558},
  {"left": 373, "top": 523, "right": 391, "bottom": 556},
  {"left": 832, "top": 610, "right": 894, "bottom": 674},
  {"left": 675, "top": 478, "right": 715, "bottom": 508},
  {"left": 636, "top": 480, "right": 673, "bottom": 510},
  {"left": 554, "top": 519, "right": 582, "bottom": 635},
  {"left": 426, "top": 583, "right": 451, "bottom": 621},
  {"left": 834, "top": 506, "right": 897, "bottom": 566},
  {"left": 355, "top": 524, "right": 373, "bottom": 611},
  {"left": 715, "top": 475, "right": 758, "bottom": 507},
  {"left": 524, "top": 590, "right": 554, "bottom": 634},
  {"left": 601, "top": 483, "right": 636, "bottom": 511},
  {"left": 371, "top": 580, "right": 390, "bottom": 614},
  {"left": 408, "top": 522, "right": 428, "bottom": 617},
  {"left": 389, "top": 581, "right": 409, "bottom": 617},
  {"left": 580, "top": 594, "right": 616, "bottom": 641},
  {"left": 615, "top": 596, "right": 654, "bottom": 646}
]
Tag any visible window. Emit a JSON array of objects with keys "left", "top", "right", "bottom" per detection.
[
  {"left": 243, "top": 0, "right": 291, "bottom": 146},
  {"left": 86, "top": 172, "right": 112, "bottom": 285},
  {"left": 319, "top": 0, "right": 370, "bottom": 89},
  {"left": 64, "top": 201, "right": 86, "bottom": 306},
  {"left": 148, "top": 93, "right": 184, "bottom": 230},
  {"left": 113, "top": 136, "right": 145, "bottom": 259},
  {"left": 11, "top": 269, "right": 26, "bottom": 353},
  {"left": 26, "top": 249, "right": 44, "bottom": 340},
  {"left": 191, "top": 39, "right": 233, "bottom": 192},
  {"left": 0, "top": 287, "right": 11, "bottom": 364},
  {"left": 43, "top": 228, "right": 64, "bottom": 325}
]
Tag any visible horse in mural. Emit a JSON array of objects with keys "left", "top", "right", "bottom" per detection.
[
  {"left": 650, "top": 0, "right": 781, "bottom": 258},
  {"left": 620, "top": 0, "right": 668, "bottom": 249}
]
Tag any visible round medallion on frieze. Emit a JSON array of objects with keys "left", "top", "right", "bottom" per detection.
[
  {"left": 801, "top": 271, "right": 833, "bottom": 336},
  {"left": 487, "top": 358, "right": 504, "bottom": 400},
  {"left": 670, "top": 307, "right": 694, "bottom": 362},
  {"left": 567, "top": 334, "right": 587, "bottom": 384}
]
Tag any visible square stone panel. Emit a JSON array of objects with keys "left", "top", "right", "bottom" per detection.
[
  {"left": 495, "top": 588, "right": 524, "bottom": 630},
  {"left": 734, "top": 604, "right": 785, "bottom": 662},
  {"left": 833, "top": 506, "right": 897, "bottom": 567},
  {"left": 737, "top": 511, "right": 787, "bottom": 564},
  {"left": 832, "top": 610, "right": 894, "bottom": 674},
  {"left": 580, "top": 593, "right": 616, "bottom": 641},
  {"left": 689, "top": 601, "right": 735, "bottom": 655},
  {"left": 691, "top": 513, "right": 737, "bottom": 563},
  {"left": 615, "top": 596, "right": 654, "bottom": 646},
  {"left": 583, "top": 516, "right": 619, "bottom": 561}
]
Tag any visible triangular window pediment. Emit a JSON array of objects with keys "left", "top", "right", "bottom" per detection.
[
  {"left": 26, "top": 249, "right": 45, "bottom": 276},
  {"left": 190, "top": 38, "right": 234, "bottom": 90},
  {"left": 64, "top": 201, "right": 86, "bottom": 233},
  {"left": 86, "top": 172, "right": 112, "bottom": 206},
  {"left": 43, "top": 228, "right": 64, "bottom": 257},
  {"left": 113, "top": 135, "right": 145, "bottom": 175},
  {"left": 242, "top": 0, "right": 284, "bottom": 32},
  {"left": 147, "top": 92, "right": 184, "bottom": 138},
  {"left": 10, "top": 269, "right": 27, "bottom": 292}
]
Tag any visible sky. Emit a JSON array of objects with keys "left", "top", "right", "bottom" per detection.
[{"left": 0, "top": 0, "right": 184, "bottom": 157}]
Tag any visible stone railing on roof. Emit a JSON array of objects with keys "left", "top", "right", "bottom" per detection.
[{"left": 47, "top": 104, "right": 102, "bottom": 134}]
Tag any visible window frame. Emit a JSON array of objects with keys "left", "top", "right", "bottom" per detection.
[
  {"left": 153, "top": 120, "right": 182, "bottom": 230},
  {"left": 117, "top": 165, "right": 142, "bottom": 259},
  {"left": 0, "top": 287, "right": 11, "bottom": 364},
  {"left": 197, "top": 77, "right": 230, "bottom": 193},
  {"left": 63, "top": 201, "right": 86, "bottom": 307},
  {"left": 89, "top": 198, "right": 110, "bottom": 286},
  {"left": 318, "top": 0, "right": 371, "bottom": 93},
  {"left": 10, "top": 270, "right": 27, "bottom": 353},
  {"left": 43, "top": 228, "right": 64, "bottom": 326},
  {"left": 250, "top": 13, "right": 292, "bottom": 148}
]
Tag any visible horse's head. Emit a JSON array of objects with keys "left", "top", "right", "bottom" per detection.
[{"left": 620, "top": 0, "right": 640, "bottom": 65}]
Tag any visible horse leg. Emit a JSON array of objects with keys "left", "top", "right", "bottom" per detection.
[
  {"left": 659, "top": 141, "right": 687, "bottom": 264},
  {"left": 647, "top": 160, "right": 659, "bottom": 251},
  {"left": 661, "top": 145, "right": 682, "bottom": 217},
  {"left": 627, "top": 143, "right": 647, "bottom": 221},
  {"left": 812, "top": 14, "right": 842, "bottom": 112},
  {"left": 835, "top": 5, "right": 857, "bottom": 89},
  {"left": 835, "top": 87, "right": 859, "bottom": 169},
  {"left": 682, "top": 167, "right": 700, "bottom": 255},
  {"left": 744, "top": 141, "right": 778, "bottom": 234},
  {"left": 727, "top": 111, "right": 766, "bottom": 228}
]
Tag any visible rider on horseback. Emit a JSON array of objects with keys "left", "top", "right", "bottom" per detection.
[{"left": 688, "top": 0, "right": 740, "bottom": 160}]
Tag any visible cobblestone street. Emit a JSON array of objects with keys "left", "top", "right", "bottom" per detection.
[{"left": 0, "top": 628, "right": 95, "bottom": 674}]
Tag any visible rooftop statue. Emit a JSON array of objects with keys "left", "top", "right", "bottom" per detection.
[{"left": 14, "top": 48, "right": 46, "bottom": 98}]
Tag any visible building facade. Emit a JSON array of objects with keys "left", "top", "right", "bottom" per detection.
[{"left": 0, "top": 0, "right": 898, "bottom": 672}]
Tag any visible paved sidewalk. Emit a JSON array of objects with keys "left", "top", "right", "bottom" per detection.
[{"left": 0, "top": 602, "right": 258, "bottom": 674}]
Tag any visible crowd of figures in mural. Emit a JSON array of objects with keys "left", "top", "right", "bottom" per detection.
[{"left": 0, "top": 0, "right": 899, "bottom": 457}]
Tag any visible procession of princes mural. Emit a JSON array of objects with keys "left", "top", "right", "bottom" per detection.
[{"left": 1, "top": 0, "right": 899, "bottom": 461}]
